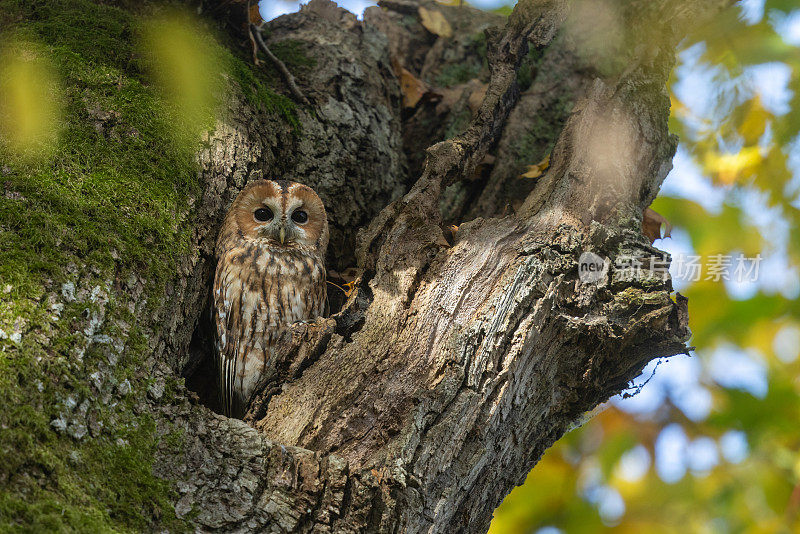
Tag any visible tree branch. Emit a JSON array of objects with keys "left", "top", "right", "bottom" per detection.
[{"left": 249, "top": 23, "right": 311, "bottom": 106}]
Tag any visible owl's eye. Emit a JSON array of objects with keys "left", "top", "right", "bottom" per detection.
[
  {"left": 254, "top": 207, "right": 273, "bottom": 222},
  {"left": 291, "top": 210, "right": 308, "bottom": 224}
]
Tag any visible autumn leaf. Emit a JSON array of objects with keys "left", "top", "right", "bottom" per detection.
[
  {"left": 398, "top": 66, "right": 430, "bottom": 108},
  {"left": 0, "top": 39, "right": 62, "bottom": 161},
  {"left": 341, "top": 281, "right": 356, "bottom": 297},
  {"left": 326, "top": 279, "right": 356, "bottom": 298},
  {"left": 327, "top": 268, "right": 361, "bottom": 298},
  {"left": 642, "top": 207, "right": 672, "bottom": 243},
  {"left": 444, "top": 224, "right": 460, "bottom": 245},
  {"left": 492, "top": 4, "right": 800, "bottom": 533},
  {"left": 739, "top": 95, "right": 770, "bottom": 145},
  {"left": 418, "top": 6, "right": 453, "bottom": 38},
  {"left": 703, "top": 146, "right": 762, "bottom": 185},
  {"left": 520, "top": 154, "right": 550, "bottom": 179},
  {"left": 436, "top": 225, "right": 459, "bottom": 247}
]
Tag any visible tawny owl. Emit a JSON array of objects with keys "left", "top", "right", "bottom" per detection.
[{"left": 213, "top": 179, "right": 328, "bottom": 417}]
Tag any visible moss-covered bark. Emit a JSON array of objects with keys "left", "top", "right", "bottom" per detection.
[{"left": 0, "top": 1, "right": 296, "bottom": 529}]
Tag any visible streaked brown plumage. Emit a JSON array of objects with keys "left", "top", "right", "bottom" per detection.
[{"left": 213, "top": 179, "right": 328, "bottom": 417}]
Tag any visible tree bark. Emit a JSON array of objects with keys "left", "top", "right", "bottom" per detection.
[{"left": 4, "top": 0, "right": 729, "bottom": 532}]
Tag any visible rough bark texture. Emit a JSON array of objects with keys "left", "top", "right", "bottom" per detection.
[{"left": 1, "top": 0, "right": 729, "bottom": 532}]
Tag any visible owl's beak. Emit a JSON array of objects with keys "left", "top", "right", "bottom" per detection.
[{"left": 279, "top": 226, "right": 286, "bottom": 244}]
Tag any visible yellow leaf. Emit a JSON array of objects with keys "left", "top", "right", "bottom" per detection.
[
  {"left": 0, "top": 38, "right": 62, "bottom": 161},
  {"left": 418, "top": 7, "right": 453, "bottom": 38},
  {"left": 140, "top": 11, "right": 225, "bottom": 148},
  {"left": 520, "top": 154, "right": 550, "bottom": 179},
  {"left": 703, "top": 147, "right": 762, "bottom": 185},
  {"left": 739, "top": 95, "right": 770, "bottom": 146}
]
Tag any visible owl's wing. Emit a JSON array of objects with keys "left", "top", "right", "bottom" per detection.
[{"left": 213, "top": 260, "right": 240, "bottom": 417}]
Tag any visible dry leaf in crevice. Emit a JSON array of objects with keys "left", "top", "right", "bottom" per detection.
[
  {"left": 418, "top": 6, "right": 453, "bottom": 38},
  {"left": 340, "top": 267, "right": 361, "bottom": 283},
  {"left": 468, "top": 83, "right": 488, "bottom": 115},
  {"left": 435, "top": 85, "right": 464, "bottom": 115},
  {"left": 328, "top": 267, "right": 360, "bottom": 284},
  {"left": 327, "top": 268, "right": 361, "bottom": 298},
  {"left": 398, "top": 66, "right": 430, "bottom": 108},
  {"left": 520, "top": 154, "right": 550, "bottom": 179},
  {"left": 434, "top": 227, "right": 452, "bottom": 247},
  {"left": 435, "top": 80, "right": 484, "bottom": 117},
  {"left": 442, "top": 224, "right": 460, "bottom": 246},
  {"left": 642, "top": 207, "right": 672, "bottom": 243}
]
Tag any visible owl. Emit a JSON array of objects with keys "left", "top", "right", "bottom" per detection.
[{"left": 213, "top": 179, "right": 329, "bottom": 418}]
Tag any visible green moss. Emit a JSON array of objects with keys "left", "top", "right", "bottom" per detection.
[
  {"left": 0, "top": 314, "right": 187, "bottom": 532},
  {"left": 270, "top": 39, "right": 316, "bottom": 70},
  {"left": 163, "top": 427, "right": 186, "bottom": 450},
  {"left": 1, "top": 0, "right": 199, "bottom": 297},
  {"left": 435, "top": 32, "right": 488, "bottom": 88},
  {"left": 400, "top": 15, "right": 418, "bottom": 28},
  {"left": 240, "top": 37, "right": 311, "bottom": 130},
  {"left": 0, "top": 0, "right": 295, "bottom": 530},
  {"left": 516, "top": 44, "right": 545, "bottom": 93},
  {"left": 435, "top": 62, "right": 483, "bottom": 88},
  {"left": 511, "top": 93, "right": 574, "bottom": 170},
  {"left": 471, "top": 31, "right": 488, "bottom": 59},
  {"left": 227, "top": 54, "right": 300, "bottom": 130},
  {"left": 491, "top": 5, "right": 513, "bottom": 17},
  {"left": 240, "top": 28, "right": 311, "bottom": 127}
]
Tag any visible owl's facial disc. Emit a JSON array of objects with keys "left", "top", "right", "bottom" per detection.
[{"left": 231, "top": 179, "right": 327, "bottom": 252}]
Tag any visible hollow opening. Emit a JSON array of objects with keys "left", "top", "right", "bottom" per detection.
[
  {"left": 183, "top": 280, "right": 348, "bottom": 419},
  {"left": 183, "top": 298, "right": 221, "bottom": 415}
]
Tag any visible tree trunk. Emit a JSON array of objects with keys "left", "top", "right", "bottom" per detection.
[{"left": 1, "top": 0, "right": 729, "bottom": 532}]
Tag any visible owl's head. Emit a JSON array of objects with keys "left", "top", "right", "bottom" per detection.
[{"left": 230, "top": 180, "right": 329, "bottom": 252}]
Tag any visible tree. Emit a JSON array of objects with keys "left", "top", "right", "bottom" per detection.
[{"left": 0, "top": 0, "right": 731, "bottom": 531}]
